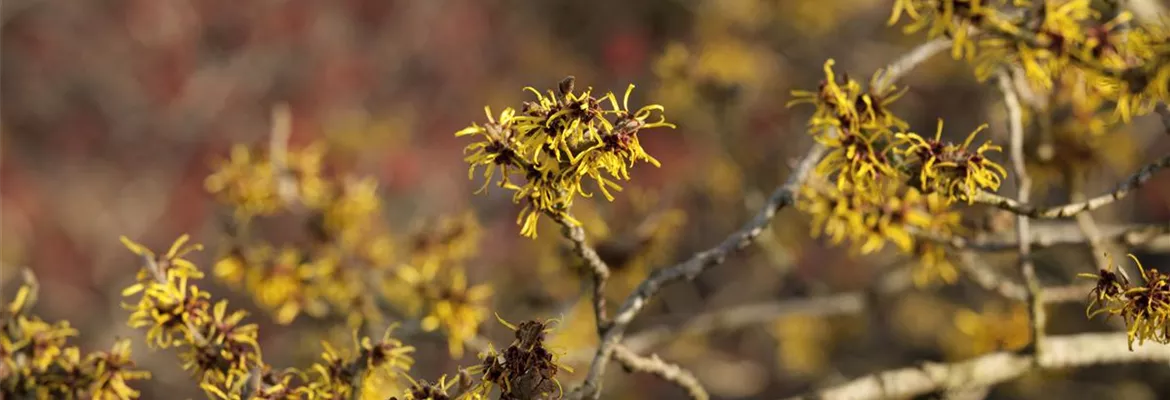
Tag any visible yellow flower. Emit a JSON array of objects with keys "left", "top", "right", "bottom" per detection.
[
  {"left": 120, "top": 234, "right": 275, "bottom": 398},
  {"left": 458, "top": 106, "right": 533, "bottom": 195},
  {"left": 390, "top": 260, "right": 493, "bottom": 358},
  {"left": 894, "top": 120, "right": 1007, "bottom": 204},
  {"left": 204, "top": 142, "right": 332, "bottom": 221},
  {"left": 912, "top": 242, "right": 960, "bottom": 286},
  {"left": 120, "top": 234, "right": 204, "bottom": 286},
  {"left": 456, "top": 79, "right": 673, "bottom": 238},
  {"left": 3, "top": 271, "right": 152, "bottom": 398},
  {"left": 123, "top": 272, "right": 210, "bottom": 348},
  {"left": 889, "top": 0, "right": 993, "bottom": 60},
  {"left": 1081, "top": 253, "right": 1170, "bottom": 350},
  {"left": 799, "top": 180, "right": 960, "bottom": 256},
  {"left": 301, "top": 327, "right": 416, "bottom": 399},
  {"left": 203, "top": 144, "right": 284, "bottom": 220},
  {"left": 789, "top": 59, "right": 865, "bottom": 136},
  {"left": 814, "top": 128, "right": 896, "bottom": 190},
  {"left": 322, "top": 177, "right": 383, "bottom": 250},
  {"left": 947, "top": 302, "right": 1031, "bottom": 359}
]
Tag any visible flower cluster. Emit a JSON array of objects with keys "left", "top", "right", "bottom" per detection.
[
  {"left": 1, "top": 271, "right": 151, "bottom": 399},
  {"left": 945, "top": 302, "right": 1031, "bottom": 358},
  {"left": 299, "top": 327, "right": 416, "bottom": 399},
  {"left": 118, "top": 234, "right": 509, "bottom": 400},
  {"left": 790, "top": 59, "right": 1005, "bottom": 284},
  {"left": 205, "top": 143, "right": 330, "bottom": 221},
  {"left": 468, "top": 316, "right": 571, "bottom": 400},
  {"left": 1026, "top": 60, "right": 1139, "bottom": 191},
  {"left": 895, "top": 121, "right": 1007, "bottom": 204},
  {"left": 890, "top": 0, "right": 1170, "bottom": 122},
  {"left": 207, "top": 142, "right": 393, "bottom": 327},
  {"left": 120, "top": 235, "right": 292, "bottom": 398},
  {"left": 1081, "top": 253, "right": 1170, "bottom": 350},
  {"left": 791, "top": 60, "right": 1006, "bottom": 200},
  {"left": 383, "top": 213, "right": 492, "bottom": 358},
  {"left": 799, "top": 180, "right": 963, "bottom": 284},
  {"left": 457, "top": 76, "right": 675, "bottom": 238},
  {"left": 205, "top": 137, "right": 494, "bottom": 360}
]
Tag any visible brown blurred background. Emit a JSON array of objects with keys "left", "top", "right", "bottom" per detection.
[{"left": 7, "top": 0, "right": 1170, "bottom": 399}]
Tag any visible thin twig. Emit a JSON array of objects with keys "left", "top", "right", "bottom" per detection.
[
  {"left": 997, "top": 69, "right": 1044, "bottom": 355},
  {"left": 555, "top": 216, "right": 612, "bottom": 332},
  {"left": 783, "top": 332, "right": 1170, "bottom": 400},
  {"left": 560, "top": 279, "right": 1089, "bottom": 366},
  {"left": 619, "top": 293, "right": 866, "bottom": 357},
  {"left": 559, "top": 261, "right": 917, "bottom": 365},
  {"left": 972, "top": 154, "right": 1170, "bottom": 218},
  {"left": 1042, "top": 283, "right": 1097, "bottom": 303},
  {"left": 612, "top": 345, "right": 708, "bottom": 400},
  {"left": 269, "top": 103, "right": 300, "bottom": 209},
  {"left": 955, "top": 251, "right": 1028, "bottom": 301},
  {"left": 1068, "top": 172, "right": 1114, "bottom": 273},
  {"left": 622, "top": 281, "right": 1087, "bottom": 360},
  {"left": 915, "top": 221, "right": 1170, "bottom": 252},
  {"left": 872, "top": 38, "right": 954, "bottom": 90}
]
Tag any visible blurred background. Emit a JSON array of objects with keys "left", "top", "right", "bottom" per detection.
[{"left": 7, "top": 0, "right": 1170, "bottom": 399}]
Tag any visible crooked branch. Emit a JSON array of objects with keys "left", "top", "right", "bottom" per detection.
[
  {"left": 555, "top": 216, "right": 613, "bottom": 332},
  {"left": 973, "top": 154, "right": 1170, "bottom": 218},
  {"left": 998, "top": 68, "right": 1044, "bottom": 354},
  {"left": 915, "top": 221, "right": 1170, "bottom": 252},
  {"left": 783, "top": 332, "right": 1170, "bottom": 400},
  {"left": 612, "top": 345, "right": 708, "bottom": 400}
]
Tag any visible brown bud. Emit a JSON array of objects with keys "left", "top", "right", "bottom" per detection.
[{"left": 559, "top": 75, "right": 576, "bottom": 96}]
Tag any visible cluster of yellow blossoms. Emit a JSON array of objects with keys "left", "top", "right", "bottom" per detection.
[
  {"left": 457, "top": 76, "right": 675, "bottom": 238},
  {"left": 120, "top": 235, "right": 275, "bottom": 398},
  {"left": 113, "top": 234, "right": 565, "bottom": 399},
  {"left": 792, "top": 0, "right": 1170, "bottom": 286},
  {"left": 790, "top": 59, "right": 1005, "bottom": 284},
  {"left": 892, "top": 0, "right": 1170, "bottom": 122},
  {"left": 21, "top": 2, "right": 1170, "bottom": 399},
  {"left": 204, "top": 138, "right": 492, "bottom": 359},
  {"left": 381, "top": 213, "right": 493, "bottom": 358},
  {"left": 882, "top": 1, "right": 1170, "bottom": 346},
  {"left": 205, "top": 143, "right": 390, "bottom": 326},
  {"left": 1082, "top": 253, "right": 1170, "bottom": 350},
  {"left": 1, "top": 271, "right": 150, "bottom": 399}
]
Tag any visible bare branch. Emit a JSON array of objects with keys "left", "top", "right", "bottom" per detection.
[
  {"left": 556, "top": 216, "right": 613, "bottom": 331},
  {"left": 556, "top": 264, "right": 1087, "bottom": 367},
  {"left": 997, "top": 69, "right": 1044, "bottom": 353},
  {"left": 955, "top": 251, "right": 1028, "bottom": 301},
  {"left": 916, "top": 221, "right": 1170, "bottom": 252},
  {"left": 269, "top": 103, "right": 305, "bottom": 213},
  {"left": 972, "top": 154, "right": 1170, "bottom": 218},
  {"left": 612, "top": 345, "right": 708, "bottom": 400},
  {"left": 872, "top": 38, "right": 953, "bottom": 90},
  {"left": 620, "top": 292, "right": 867, "bottom": 356},
  {"left": 1069, "top": 173, "right": 1116, "bottom": 273},
  {"left": 783, "top": 332, "right": 1170, "bottom": 400}
]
